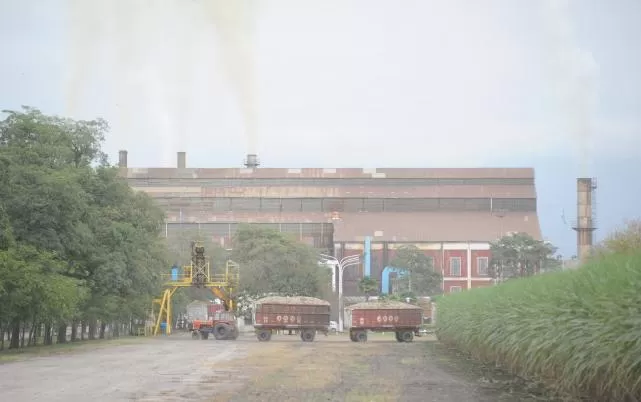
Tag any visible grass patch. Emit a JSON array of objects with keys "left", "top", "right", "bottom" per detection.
[
  {"left": 436, "top": 252, "right": 641, "bottom": 401},
  {"left": 0, "top": 336, "right": 147, "bottom": 363}
]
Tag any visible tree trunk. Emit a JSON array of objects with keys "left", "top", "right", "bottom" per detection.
[
  {"left": 20, "top": 322, "right": 27, "bottom": 348},
  {"left": 99, "top": 322, "right": 106, "bottom": 339},
  {"left": 81, "top": 322, "right": 86, "bottom": 341},
  {"left": 44, "top": 325, "right": 53, "bottom": 345},
  {"left": 57, "top": 324, "right": 67, "bottom": 344},
  {"left": 71, "top": 320, "right": 78, "bottom": 342},
  {"left": 88, "top": 321, "right": 96, "bottom": 340},
  {"left": 113, "top": 322, "right": 120, "bottom": 338},
  {"left": 9, "top": 320, "right": 20, "bottom": 349},
  {"left": 28, "top": 321, "right": 36, "bottom": 346}
]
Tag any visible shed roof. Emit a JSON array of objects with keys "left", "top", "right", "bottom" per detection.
[
  {"left": 332, "top": 212, "right": 542, "bottom": 242},
  {"left": 135, "top": 184, "right": 536, "bottom": 199},
  {"left": 123, "top": 167, "right": 535, "bottom": 180}
]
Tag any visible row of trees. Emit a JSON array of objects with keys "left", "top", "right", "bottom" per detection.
[{"left": 0, "top": 107, "right": 169, "bottom": 349}]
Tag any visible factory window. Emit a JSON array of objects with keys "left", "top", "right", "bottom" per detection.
[
  {"left": 324, "top": 198, "right": 345, "bottom": 212},
  {"left": 492, "top": 198, "right": 536, "bottom": 212},
  {"left": 362, "top": 198, "right": 384, "bottom": 212},
  {"left": 301, "top": 198, "right": 324, "bottom": 212},
  {"left": 382, "top": 198, "right": 439, "bottom": 212},
  {"left": 477, "top": 257, "right": 489, "bottom": 276},
  {"left": 259, "top": 198, "right": 281, "bottom": 212},
  {"left": 230, "top": 198, "right": 260, "bottom": 211},
  {"left": 342, "top": 198, "right": 365, "bottom": 213},
  {"left": 280, "top": 198, "right": 303, "bottom": 212},
  {"left": 449, "top": 257, "right": 462, "bottom": 277},
  {"left": 438, "top": 198, "right": 466, "bottom": 210},
  {"left": 212, "top": 198, "right": 231, "bottom": 212}
]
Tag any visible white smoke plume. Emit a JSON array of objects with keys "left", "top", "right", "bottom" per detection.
[
  {"left": 542, "top": 0, "right": 599, "bottom": 175},
  {"left": 65, "top": 0, "right": 258, "bottom": 165},
  {"left": 199, "top": 0, "right": 259, "bottom": 154}
]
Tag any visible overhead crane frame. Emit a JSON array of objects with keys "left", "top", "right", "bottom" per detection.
[{"left": 152, "top": 242, "right": 240, "bottom": 336}]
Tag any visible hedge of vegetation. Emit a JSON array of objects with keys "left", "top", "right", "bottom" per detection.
[{"left": 435, "top": 251, "right": 641, "bottom": 401}]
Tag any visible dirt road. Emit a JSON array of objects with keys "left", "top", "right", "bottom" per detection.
[{"left": 0, "top": 332, "right": 550, "bottom": 401}]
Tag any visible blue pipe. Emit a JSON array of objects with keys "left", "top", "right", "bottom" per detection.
[
  {"left": 380, "top": 266, "right": 408, "bottom": 294},
  {"left": 364, "top": 236, "right": 371, "bottom": 277}
]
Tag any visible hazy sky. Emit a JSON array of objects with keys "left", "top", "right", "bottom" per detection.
[{"left": 1, "top": 0, "right": 640, "bottom": 256}]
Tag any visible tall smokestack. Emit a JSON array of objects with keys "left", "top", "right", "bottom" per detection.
[
  {"left": 572, "top": 178, "right": 597, "bottom": 261},
  {"left": 243, "top": 153, "right": 259, "bottom": 168},
  {"left": 177, "top": 152, "right": 186, "bottom": 168},
  {"left": 118, "top": 150, "right": 128, "bottom": 168}
]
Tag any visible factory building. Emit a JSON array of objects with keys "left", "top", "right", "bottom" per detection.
[{"left": 118, "top": 151, "right": 542, "bottom": 296}]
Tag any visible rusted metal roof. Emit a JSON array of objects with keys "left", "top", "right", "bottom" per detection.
[
  {"left": 162, "top": 211, "right": 541, "bottom": 242},
  {"left": 133, "top": 184, "right": 535, "bottom": 199},
  {"left": 331, "top": 212, "right": 542, "bottom": 242},
  {"left": 122, "top": 167, "right": 535, "bottom": 180}
]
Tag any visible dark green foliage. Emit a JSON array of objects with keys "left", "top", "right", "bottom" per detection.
[
  {"left": 489, "top": 232, "right": 559, "bottom": 280},
  {"left": 0, "top": 107, "right": 168, "bottom": 348},
  {"left": 357, "top": 276, "right": 378, "bottom": 300},
  {"left": 231, "top": 224, "right": 330, "bottom": 298},
  {"left": 390, "top": 245, "right": 442, "bottom": 296}
]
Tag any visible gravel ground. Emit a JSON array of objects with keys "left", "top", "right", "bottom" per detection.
[{"left": 0, "top": 332, "right": 554, "bottom": 402}]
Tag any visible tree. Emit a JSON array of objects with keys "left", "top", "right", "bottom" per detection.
[
  {"left": 390, "top": 245, "right": 442, "bottom": 296},
  {"left": 489, "top": 232, "right": 558, "bottom": 282},
  {"left": 230, "top": 224, "right": 331, "bottom": 318},
  {"left": 358, "top": 276, "right": 378, "bottom": 301},
  {"left": 0, "top": 107, "right": 169, "bottom": 348}
]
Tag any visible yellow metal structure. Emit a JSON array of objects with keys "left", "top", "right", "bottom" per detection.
[{"left": 152, "top": 242, "right": 240, "bottom": 336}]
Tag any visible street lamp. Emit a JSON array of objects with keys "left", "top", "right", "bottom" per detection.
[{"left": 319, "top": 253, "right": 361, "bottom": 332}]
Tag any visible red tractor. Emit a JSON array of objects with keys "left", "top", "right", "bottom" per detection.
[{"left": 190, "top": 311, "right": 239, "bottom": 340}]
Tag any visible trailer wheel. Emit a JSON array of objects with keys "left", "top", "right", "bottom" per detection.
[
  {"left": 300, "top": 329, "right": 315, "bottom": 342},
  {"left": 400, "top": 331, "right": 414, "bottom": 342},
  {"left": 355, "top": 331, "right": 367, "bottom": 342},
  {"left": 191, "top": 331, "right": 199, "bottom": 340},
  {"left": 214, "top": 323, "right": 230, "bottom": 340},
  {"left": 257, "top": 329, "right": 272, "bottom": 342},
  {"left": 395, "top": 331, "right": 403, "bottom": 342}
]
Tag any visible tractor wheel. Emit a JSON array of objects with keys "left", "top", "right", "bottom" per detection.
[
  {"left": 395, "top": 331, "right": 403, "bottom": 342},
  {"left": 355, "top": 331, "right": 368, "bottom": 342},
  {"left": 214, "top": 323, "right": 230, "bottom": 340},
  {"left": 300, "top": 329, "right": 315, "bottom": 342},
  {"left": 191, "top": 331, "right": 199, "bottom": 340},
  {"left": 256, "top": 329, "right": 272, "bottom": 342},
  {"left": 400, "top": 331, "right": 414, "bottom": 343}
]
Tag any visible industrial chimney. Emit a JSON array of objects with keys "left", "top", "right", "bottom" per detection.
[
  {"left": 118, "top": 150, "right": 128, "bottom": 168},
  {"left": 177, "top": 152, "right": 186, "bottom": 168},
  {"left": 243, "top": 153, "right": 260, "bottom": 168},
  {"left": 572, "top": 178, "right": 597, "bottom": 262}
]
